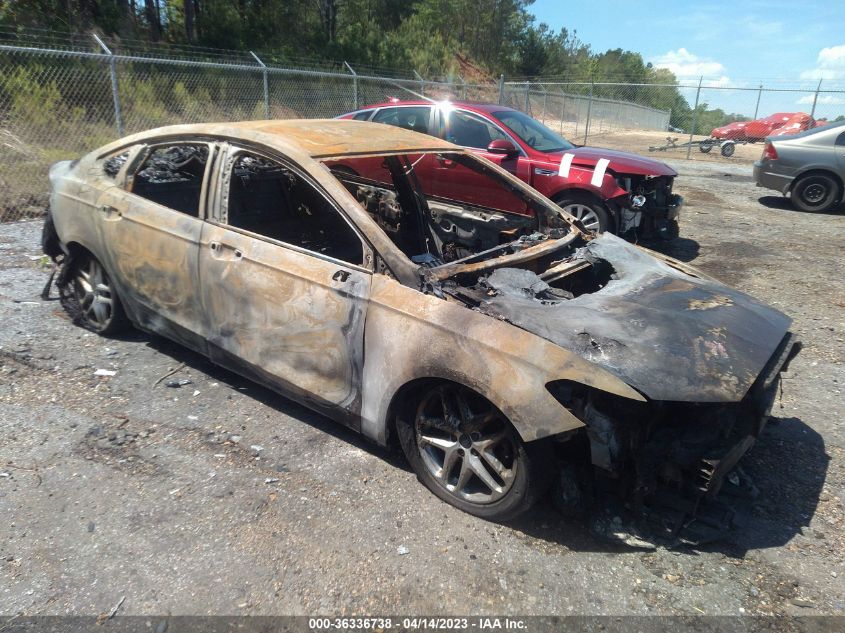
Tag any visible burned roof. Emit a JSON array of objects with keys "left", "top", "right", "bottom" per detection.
[
  {"left": 94, "top": 119, "right": 457, "bottom": 160},
  {"left": 234, "top": 119, "right": 456, "bottom": 157}
]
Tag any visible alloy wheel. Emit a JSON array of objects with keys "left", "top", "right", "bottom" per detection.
[
  {"left": 72, "top": 256, "right": 115, "bottom": 330},
  {"left": 415, "top": 385, "right": 518, "bottom": 505},
  {"left": 560, "top": 202, "right": 602, "bottom": 231}
]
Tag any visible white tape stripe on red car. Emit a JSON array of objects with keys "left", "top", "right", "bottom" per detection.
[
  {"left": 558, "top": 152, "right": 575, "bottom": 177},
  {"left": 559, "top": 153, "right": 611, "bottom": 187},
  {"left": 591, "top": 158, "right": 610, "bottom": 187}
]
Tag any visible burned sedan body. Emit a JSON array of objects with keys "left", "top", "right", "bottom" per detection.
[{"left": 44, "top": 119, "right": 798, "bottom": 537}]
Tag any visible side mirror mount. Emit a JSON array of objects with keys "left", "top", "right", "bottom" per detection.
[{"left": 486, "top": 139, "right": 519, "bottom": 158}]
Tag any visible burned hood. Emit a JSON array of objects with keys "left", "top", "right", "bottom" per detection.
[{"left": 475, "top": 234, "right": 791, "bottom": 403}]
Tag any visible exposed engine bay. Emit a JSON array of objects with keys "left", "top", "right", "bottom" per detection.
[{"left": 330, "top": 155, "right": 542, "bottom": 266}]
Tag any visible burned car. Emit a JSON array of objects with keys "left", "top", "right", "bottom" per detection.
[{"left": 43, "top": 120, "right": 799, "bottom": 539}]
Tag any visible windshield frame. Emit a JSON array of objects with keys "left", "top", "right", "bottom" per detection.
[
  {"left": 491, "top": 110, "right": 575, "bottom": 153},
  {"left": 318, "top": 150, "right": 585, "bottom": 267},
  {"left": 319, "top": 150, "right": 583, "bottom": 230}
]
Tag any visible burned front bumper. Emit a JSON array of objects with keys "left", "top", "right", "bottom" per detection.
[{"left": 579, "top": 332, "right": 801, "bottom": 544}]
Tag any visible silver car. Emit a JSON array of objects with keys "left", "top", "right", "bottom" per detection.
[{"left": 754, "top": 120, "right": 845, "bottom": 212}]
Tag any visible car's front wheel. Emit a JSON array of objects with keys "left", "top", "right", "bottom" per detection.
[
  {"left": 397, "top": 383, "right": 552, "bottom": 521},
  {"left": 791, "top": 173, "right": 841, "bottom": 213},
  {"left": 554, "top": 192, "right": 611, "bottom": 233},
  {"left": 60, "top": 252, "right": 128, "bottom": 334}
]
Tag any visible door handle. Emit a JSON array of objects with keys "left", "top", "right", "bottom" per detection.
[
  {"left": 332, "top": 270, "right": 351, "bottom": 283},
  {"left": 209, "top": 241, "right": 243, "bottom": 261}
]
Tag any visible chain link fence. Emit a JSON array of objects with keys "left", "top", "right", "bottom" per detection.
[
  {"left": 0, "top": 37, "right": 673, "bottom": 222},
  {"left": 501, "top": 81, "right": 673, "bottom": 143},
  {"left": 3, "top": 35, "right": 845, "bottom": 222}
]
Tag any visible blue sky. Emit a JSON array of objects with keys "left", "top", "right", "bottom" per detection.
[{"left": 528, "top": 0, "right": 845, "bottom": 118}]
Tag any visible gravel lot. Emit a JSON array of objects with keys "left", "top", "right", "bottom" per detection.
[{"left": 1, "top": 159, "right": 844, "bottom": 619}]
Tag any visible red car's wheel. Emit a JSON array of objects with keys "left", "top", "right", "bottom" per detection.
[{"left": 554, "top": 192, "right": 611, "bottom": 233}]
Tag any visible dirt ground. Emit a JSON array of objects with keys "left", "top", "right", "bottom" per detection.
[{"left": 1, "top": 158, "right": 844, "bottom": 620}]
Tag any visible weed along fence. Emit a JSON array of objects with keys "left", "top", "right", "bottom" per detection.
[{"left": 0, "top": 36, "right": 675, "bottom": 222}]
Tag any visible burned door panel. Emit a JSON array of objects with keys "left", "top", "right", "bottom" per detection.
[
  {"left": 199, "top": 146, "right": 372, "bottom": 420},
  {"left": 198, "top": 223, "right": 370, "bottom": 419},
  {"left": 99, "top": 143, "right": 212, "bottom": 350}
]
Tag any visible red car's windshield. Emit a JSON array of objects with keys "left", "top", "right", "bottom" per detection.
[{"left": 492, "top": 110, "right": 575, "bottom": 153}]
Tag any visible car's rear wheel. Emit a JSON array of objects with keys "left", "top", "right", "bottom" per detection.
[
  {"left": 397, "top": 382, "right": 552, "bottom": 521},
  {"left": 555, "top": 192, "right": 611, "bottom": 233},
  {"left": 61, "top": 252, "right": 127, "bottom": 334},
  {"left": 791, "top": 173, "right": 841, "bottom": 213}
]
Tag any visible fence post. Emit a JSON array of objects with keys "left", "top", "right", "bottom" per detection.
[
  {"left": 583, "top": 81, "right": 594, "bottom": 145},
  {"left": 540, "top": 84, "right": 547, "bottom": 123},
  {"left": 344, "top": 61, "right": 358, "bottom": 110},
  {"left": 93, "top": 34, "right": 124, "bottom": 137},
  {"left": 811, "top": 79, "right": 823, "bottom": 118},
  {"left": 524, "top": 81, "right": 530, "bottom": 112},
  {"left": 498, "top": 74, "right": 505, "bottom": 105},
  {"left": 413, "top": 70, "right": 425, "bottom": 97},
  {"left": 250, "top": 51, "right": 270, "bottom": 119},
  {"left": 686, "top": 76, "right": 703, "bottom": 160},
  {"left": 753, "top": 83, "right": 763, "bottom": 120},
  {"left": 559, "top": 89, "right": 566, "bottom": 135}
]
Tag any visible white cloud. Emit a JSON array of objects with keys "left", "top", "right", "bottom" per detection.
[
  {"left": 800, "top": 44, "right": 845, "bottom": 81},
  {"left": 797, "top": 94, "right": 845, "bottom": 106},
  {"left": 650, "top": 48, "right": 730, "bottom": 85}
]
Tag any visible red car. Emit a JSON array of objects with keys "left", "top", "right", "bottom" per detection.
[
  {"left": 711, "top": 121, "right": 749, "bottom": 140},
  {"left": 743, "top": 113, "right": 796, "bottom": 141},
  {"left": 770, "top": 113, "right": 816, "bottom": 137},
  {"left": 338, "top": 100, "right": 682, "bottom": 239}
]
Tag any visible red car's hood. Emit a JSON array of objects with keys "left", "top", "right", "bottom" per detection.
[{"left": 546, "top": 146, "right": 677, "bottom": 177}]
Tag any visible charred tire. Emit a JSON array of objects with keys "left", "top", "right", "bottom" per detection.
[
  {"left": 60, "top": 251, "right": 128, "bottom": 335},
  {"left": 791, "top": 173, "right": 841, "bottom": 213},
  {"left": 720, "top": 142, "right": 735, "bottom": 158},
  {"left": 699, "top": 141, "right": 713, "bottom": 153},
  {"left": 658, "top": 218, "right": 681, "bottom": 241},
  {"left": 396, "top": 382, "right": 553, "bottom": 521},
  {"left": 554, "top": 192, "right": 612, "bottom": 234}
]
